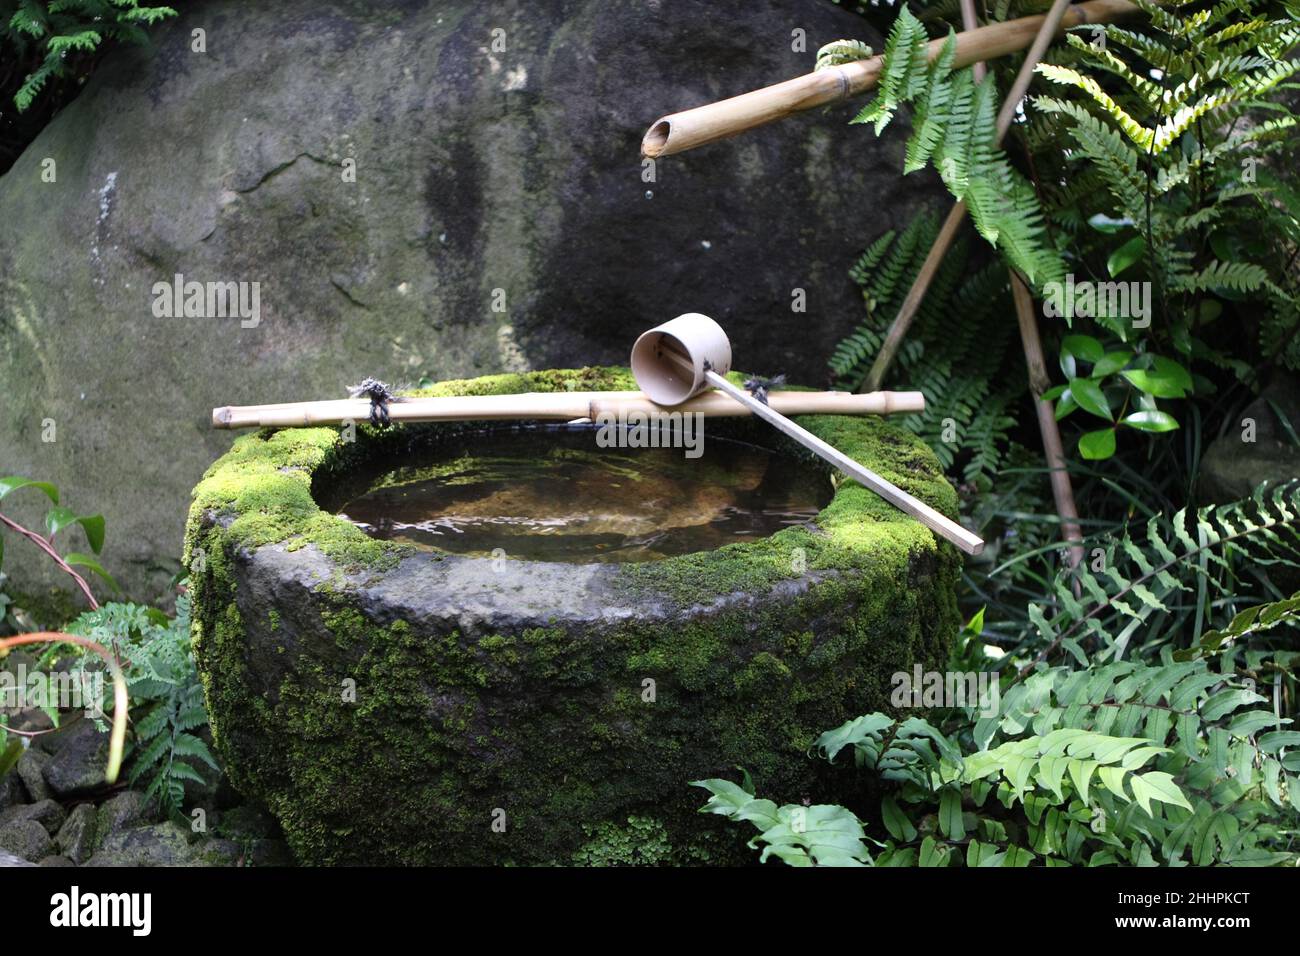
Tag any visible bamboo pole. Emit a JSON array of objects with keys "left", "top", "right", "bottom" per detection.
[
  {"left": 647, "top": 335, "right": 983, "bottom": 553},
  {"left": 861, "top": 0, "right": 1077, "bottom": 393},
  {"left": 1012, "top": 272, "right": 1084, "bottom": 568},
  {"left": 960, "top": 0, "right": 989, "bottom": 83},
  {"left": 641, "top": 0, "right": 1138, "bottom": 158},
  {"left": 212, "top": 388, "right": 925, "bottom": 430},
  {"left": 859, "top": 203, "right": 969, "bottom": 392},
  {"left": 706, "top": 370, "right": 984, "bottom": 555}
]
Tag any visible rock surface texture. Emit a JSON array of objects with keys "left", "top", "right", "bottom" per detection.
[
  {"left": 0, "top": 0, "right": 937, "bottom": 604},
  {"left": 1200, "top": 374, "right": 1300, "bottom": 504}
]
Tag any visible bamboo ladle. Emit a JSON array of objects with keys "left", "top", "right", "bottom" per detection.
[{"left": 631, "top": 314, "right": 984, "bottom": 555}]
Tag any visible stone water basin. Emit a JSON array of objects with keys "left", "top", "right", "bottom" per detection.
[{"left": 185, "top": 367, "right": 961, "bottom": 865}]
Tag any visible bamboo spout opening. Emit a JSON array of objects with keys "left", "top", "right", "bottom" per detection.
[{"left": 643, "top": 120, "right": 672, "bottom": 157}]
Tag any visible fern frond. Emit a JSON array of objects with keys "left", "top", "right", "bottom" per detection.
[{"left": 1037, "top": 63, "right": 1156, "bottom": 150}]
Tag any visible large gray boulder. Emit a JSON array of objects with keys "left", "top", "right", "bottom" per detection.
[
  {"left": 0, "top": 0, "right": 937, "bottom": 603},
  {"left": 1200, "top": 374, "right": 1300, "bottom": 504}
]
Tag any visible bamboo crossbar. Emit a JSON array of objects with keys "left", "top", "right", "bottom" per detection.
[
  {"left": 641, "top": 0, "right": 1138, "bottom": 157},
  {"left": 211, "top": 389, "right": 925, "bottom": 430}
]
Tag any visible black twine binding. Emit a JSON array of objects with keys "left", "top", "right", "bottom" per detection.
[
  {"left": 742, "top": 373, "right": 785, "bottom": 405},
  {"left": 348, "top": 377, "right": 398, "bottom": 426},
  {"left": 703, "top": 361, "right": 785, "bottom": 405}
]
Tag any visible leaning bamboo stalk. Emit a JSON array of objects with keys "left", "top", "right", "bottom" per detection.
[
  {"left": 960, "top": 0, "right": 989, "bottom": 83},
  {"left": 641, "top": 0, "right": 1138, "bottom": 158},
  {"left": 1011, "top": 272, "right": 1085, "bottom": 569},
  {"left": 861, "top": 0, "right": 1077, "bottom": 393},
  {"left": 212, "top": 389, "right": 925, "bottom": 430},
  {"left": 859, "top": 202, "right": 969, "bottom": 392}
]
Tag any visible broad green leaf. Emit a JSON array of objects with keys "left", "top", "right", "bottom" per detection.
[
  {"left": 1092, "top": 350, "right": 1134, "bottom": 378},
  {"left": 1037, "top": 754, "right": 1068, "bottom": 801},
  {"left": 816, "top": 713, "right": 893, "bottom": 763},
  {"left": 755, "top": 805, "right": 871, "bottom": 867},
  {"left": 1068, "top": 758, "right": 1099, "bottom": 803},
  {"left": 1107, "top": 235, "right": 1146, "bottom": 277},
  {"left": 1122, "top": 410, "right": 1180, "bottom": 432},
  {"left": 1069, "top": 377, "right": 1113, "bottom": 420},
  {"left": 1001, "top": 846, "right": 1035, "bottom": 867},
  {"left": 1258, "top": 731, "right": 1300, "bottom": 754},
  {"left": 1063, "top": 334, "right": 1105, "bottom": 363},
  {"left": 939, "top": 788, "right": 965, "bottom": 841},
  {"left": 918, "top": 834, "right": 949, "bottom": 867},
  {"left": 1081, "top": 736, "right": 1147, "bottom": 766},
  {"left": 64, "top": 554, "right": 119, "bottom": 592},
  {"left": 1054, "top": 389, "right": 1078, "bottom": 421},
  {"left": 44, "top": 505, "right": 78, "bottom": 538},
  {"left": 691, "top": 778, "right": 780, "bottom": 830},
  {"left": 0, "top": 477, "right": 59, "bottom": 504},
  {"left": 1129, "top": 772, "right": 1193, "bottom": 816},
  {"left": 1079, "top": 428, "right": 1117, "bottom": 460},
  {"left": 1119, "top": 746, "right": 1167, "bottom": 770},
  {"left": 44, "top": 510, "right": 105, "bottom": 552},
  {"left": 1226, "top": 711, "right": 1281, "bottom": 737},
  {"left": 76, "top": 514, "right": 106, "bottom": 554},
  {"left": 1201, "top": 687, "right": 1264, "bottom": 721},
  {"left": 881, "top": 795, "right": 916, "bottom": 843},
  {"left": 1121, "top": 369, "right": 1187, "bottom": 398},
  {"left": 1149, "top": 356, "right": 1193, "bottom": 392},
  {"left": 1097, "top": 765, "right": 1130, "bottom": 800},
  {"left": 1041, "top": 729, "right": 1091, "bottom": 756},
  {"left": 966, "top": 839, "right": 1002, "bottom": 867},
  {"left": 1263, "top": 760, "right": 1283, "bottom": 806}
]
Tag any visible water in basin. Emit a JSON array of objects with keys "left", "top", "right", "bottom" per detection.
[{"left": 337, "top": 428, "right": 832, "bottom": 563}]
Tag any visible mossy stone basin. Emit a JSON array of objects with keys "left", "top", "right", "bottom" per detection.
[{"left": 185, "top": 367, "right": 961, "bottom": 865}]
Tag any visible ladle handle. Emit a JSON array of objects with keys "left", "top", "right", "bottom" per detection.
[{"left": 704, "top": 370, "right": 984, "bottom": 556}]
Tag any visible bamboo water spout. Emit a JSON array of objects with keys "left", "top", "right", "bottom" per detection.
[{"left": 641, "top": 0, "right": 1138, "bottom": 158}]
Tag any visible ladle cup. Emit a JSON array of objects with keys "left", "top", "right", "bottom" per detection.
[{"left": 630, "top": 314, "right": 984, "bottom": 555}]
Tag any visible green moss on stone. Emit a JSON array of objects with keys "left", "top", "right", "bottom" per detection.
[
  {"left": 185, "top": 426, "right": 404, "bottom": 573},
  {"left": 405, "top": 365, "right": 636, "bottom": 399},
  {"left": 569, "top": 814, "right": 721, "bottom": 866}
]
